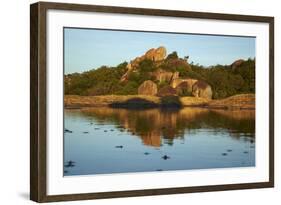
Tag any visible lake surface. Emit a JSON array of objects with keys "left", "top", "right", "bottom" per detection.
[{"left": 64, "top": 107, "right": 255, "bottom": 176}]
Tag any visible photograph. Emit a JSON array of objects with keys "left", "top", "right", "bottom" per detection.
[{"left": 63, "top": 28, "right": 256, "bottom": 176}]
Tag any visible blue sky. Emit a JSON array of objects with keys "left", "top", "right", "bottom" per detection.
[{"left": 64, "top": 28, "right": 255, "bottom": 74}]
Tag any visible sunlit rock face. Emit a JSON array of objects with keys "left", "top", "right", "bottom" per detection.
[
  {"left": 119, "top": 45, "right": 213, "bottom": 99},
  {"left": 171, "top": 78, "right": 197, "bottom": 89},
  {"left": 144, "top": 46, "right": 167, "bottom": 62},
  {"left": 138, "top": 80, "right": 158, "bottom": 96},
  {"left": 121, "top": 46, "right": 167, "bottom": 82},
  {"left": 171, "top": 78, "right": 212, "bottom": 99},
  {"left": 192, "top": 80, "right": 213, "bottom": 99},
  {"left": 152, "top": 70, "right": 179, "bottom": 84},
  {"left": 152, "top": 69, "right": 174, "bottom": 83},
  {"left": 231, "top": 59, "right": 245, "bottom": 70}
]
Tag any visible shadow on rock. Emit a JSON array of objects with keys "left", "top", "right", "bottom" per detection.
[{"left": 109, "top": 98, "right": 158, "bottom": 109}]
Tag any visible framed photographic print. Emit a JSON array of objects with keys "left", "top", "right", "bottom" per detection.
[{"left": 30, "top": 1, "right": 274, "bottom": 202}]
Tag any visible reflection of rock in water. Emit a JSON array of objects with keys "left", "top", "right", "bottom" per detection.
[
  {"left": 141, "top": 130, "right": 162, "bottom": 147},
  {"left": 211, "top": 109, "right": 255, "bottom": 120},
  {"left": 77, "top": 107, "right": 255, "bottom": 147}
]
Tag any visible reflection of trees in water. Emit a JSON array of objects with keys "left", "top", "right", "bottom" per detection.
[{"left": 76, "top": 107, "right": 255, "bottom": 147}]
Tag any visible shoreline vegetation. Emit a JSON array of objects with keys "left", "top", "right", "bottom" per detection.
[
  {"left": 65, "top": 47, "right": 255, "bottom": 100},
  {"left": 64, "top": 46, "right": 255, "bottom": 110},
  {"left": 64, "top": 93, "right": 255, "bottom": 110}
]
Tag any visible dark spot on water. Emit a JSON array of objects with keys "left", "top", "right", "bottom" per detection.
[
  {"left": 221, "top": 153, "right": 228, "bottom": 156},
  {"left": 115, "top": 145, "right": 123, "bottom": 149},
  {"left": 120, "top": 129, "right": 125, "bottom": 132},
  {"left": 162, "top": 155, "right": 170, "bottom": 160},
  {"left": 250, "top": 145, "right": 255, "bottom": 149},
  {"left": 144, "top": 152, "right": 150, "bottom": 155},
  {"left": 64, "top": 170, "right": 68, "bottom": 174},
  {"left": 94, "top": 128, "right": 100, "bottom": 130},
  {"left": 104, "top": 130, "right": 108, "bottom": 132},
  {"left": 110, "top": 129, "right": 114, "bottom": 131},
  {"left": 64, "top": 160, "right": 75, "bottom": 168},
  {"left": 64, "top": 129, "right": 72, "bottom": 133},
  {"left": 227, "top": 149, "right": 232, "bottom": 152},
  {"left": 250, "top": 139, "right": 254, "bottom": 143},
  {"left": 156, "top": 169, "right": 163, "bottom": 171},
  {"left": 243, "top": 151, "right": 249, "bottom": 154},
  {"left": 83, "top": 131, "right": 89, "bottom": 134}
]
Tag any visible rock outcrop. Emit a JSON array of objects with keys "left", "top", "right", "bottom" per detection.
[
  {"left": 192, "top": 80, "right": 213, "bottom": 99},
  {"left": 175, "top": 81, "right": 191, "bottom": 96},
  {"left": 172, "top": 78, "right": 212, "bottom": 99},
  {"left": 157, "top": 85, "right": 177, "bottom": 97},
  {"left": 121, "top": 46, "right": 213, "bottom": 99},
  {"left": 171, "top": 78, "right": 197, "bottom": 90},
  {"left": 121, "top": 46, "right": 167, "bottom": 82},
  {"left": 152, "top": 70, "right": 179, "bottom": 83},
  {"left": 145, "top": 46, "right": 167, "bottom": 62},
  {"left": 138, "top": 80, "right": 158, "bottom": 95},
  {"left": 231, "top": 59, "right": 245, "bottom": 70},
  {"left": 137, "top": 75, "right": 212, "bottom": 99}
]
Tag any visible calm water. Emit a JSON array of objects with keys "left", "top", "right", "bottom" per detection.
[{"left": 64, "top": 107, "right": 255, "bottom": 176}]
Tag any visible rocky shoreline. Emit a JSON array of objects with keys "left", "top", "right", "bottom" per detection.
[{"left": 64, "top": 94, "right": 255, "bottom": 110}]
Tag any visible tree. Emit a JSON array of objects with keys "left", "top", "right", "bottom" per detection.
[
  {"left": 64, "top": 53, "right": 255, "bottom": 99},
  {"left": 166, "top": 51, "right": 178, "bottom": 60}
]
